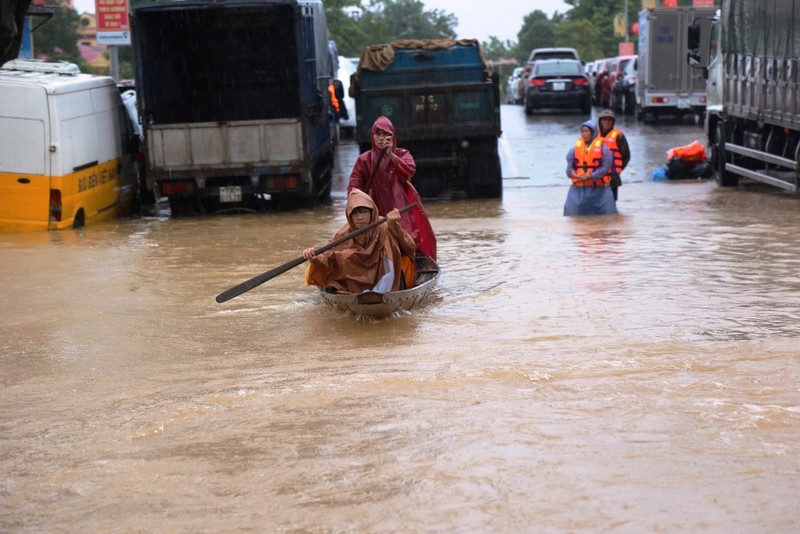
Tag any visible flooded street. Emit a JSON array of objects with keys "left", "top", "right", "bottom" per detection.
[{"left": 2, "top": 106, "right": 799, "bottom": 532}]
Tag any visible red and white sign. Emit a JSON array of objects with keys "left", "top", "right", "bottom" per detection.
[
  {"left": 693, "top": 0, "right": 715, "bottom": 6},
  {"left": 619, "top": 42, "right": 635, "bottom": 56},
  {"left": 96, "top": 0, "right": 131, "bottom": 45}
]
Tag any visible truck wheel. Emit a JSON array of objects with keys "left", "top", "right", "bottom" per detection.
[
  {"left": 467, "top": 145, "right": 502, "bottom": 199},
  {"left": 168, "top": 196, "right": 194, "bottom": 216},
  {"left": 714, "top": 122, "right": 738, "bottom": 187}
]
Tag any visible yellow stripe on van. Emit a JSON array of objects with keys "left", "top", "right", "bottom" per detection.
[
  {"left": 0, "top": 159, "right": 122, "bottom": 234},
  {"left": 49, "top": 159, "right": 122, "bottom": 231},
  {"left": 0, "top": 171, "right": 51, "bottom": 233}
]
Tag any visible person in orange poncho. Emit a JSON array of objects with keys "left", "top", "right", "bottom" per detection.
[
  {"left": 303, "top": 188, "right": 416, "bottom": 294},
  {"left": 347, "top": 115, "right": 437, "bottom": 260}
]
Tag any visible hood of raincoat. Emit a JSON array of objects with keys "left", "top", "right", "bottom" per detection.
[
  {"left": 370, "top": 115, "right": 398, "bottom": 152},
  {"left": 345, "top": 188, "right": 378, "bottom": 232},
  {"left": 581, "top": 119, "right": 597, "bottom": 138},
  {"left": 304, "top": 188, "right": 415, "bottom": 294},
  {"left": 598, "top": 109, "right": 616, "bottom": 127}
]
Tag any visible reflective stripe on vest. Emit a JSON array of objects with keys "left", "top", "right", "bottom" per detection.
[
  {"left": 572, "top": 137, "right": 610, "bottom": 186},
  {"left": 601, "top": 129, "right": 623, "bottom": 174}
]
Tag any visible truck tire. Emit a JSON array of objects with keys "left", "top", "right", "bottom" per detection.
[
  {"left": 714, "top": 121, "right": 738, "bottom": 187},
  {"left": 467, "top": 140, "right": 503, "bottom": 199}
]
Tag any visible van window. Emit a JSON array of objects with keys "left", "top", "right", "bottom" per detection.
[{"left": 0, "top": 117, "right": 46, "bottom": 175}]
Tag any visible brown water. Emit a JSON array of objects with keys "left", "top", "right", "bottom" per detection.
[{"left": 2, "top": 108, "right": 799, "bottom": 532}]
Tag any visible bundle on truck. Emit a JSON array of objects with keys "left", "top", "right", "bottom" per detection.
[
  {"left": 637, "top": 6, "right": 715, "bottom": 122},
  {"left": 131, "top": 0, "right": 334, "bottom": 214},
  {"left": 689, "top": 0, "right": 800, "bottom": 194},
  {"left": 350, "top": 39, "right": 503, "bottom": 199}
]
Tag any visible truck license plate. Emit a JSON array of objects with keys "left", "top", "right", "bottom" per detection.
[
  {"left": 219, "top": 186, "right": 242, "bottom": 203},
  {"left": 552, "top": 82, "right": 566, "bottom": 91}
]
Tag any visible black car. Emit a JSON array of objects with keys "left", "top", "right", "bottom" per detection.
[{"left": 524, "top": 59, "right": 591, "bottom": 115}]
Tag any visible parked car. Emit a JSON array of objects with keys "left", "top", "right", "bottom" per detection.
[
  {"left": 523, "top": 47, "right": 581, "bottom": 79},
  {"left": 593, "top": 57, "right": 613, "bottom": 105},
  {"left": 524, "top": 59, "right": 591, "bottom": 115},
  {"left": 601, "top": 55, "right": 636, "bottom": 109},
  {"left": 611, "top": 56, "right": 637, "bottom": 115},
  {"left": 506, "top": 67, "right": 524, "bottom": 104}
]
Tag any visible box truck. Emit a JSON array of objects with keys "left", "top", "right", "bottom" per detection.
[
  {"left": 131, "top": 0, "right": 334, "bottom": 214},
  {"left": 689, "top": 0, "right": 800, "bottom": 193},
  {"left": 637, "top": 6, "right": 716, "bottom": 122}
]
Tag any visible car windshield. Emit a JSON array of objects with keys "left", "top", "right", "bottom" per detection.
[
  {"left": 535, "top": 62, "right": 581, "bottom": 76},
  {"left": 536, "top": 53, "right": 576, "bottom": 60}
]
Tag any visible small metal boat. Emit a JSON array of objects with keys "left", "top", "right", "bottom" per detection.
[{"left": 318, "top": 254, "right": 439, "bottom": 318}]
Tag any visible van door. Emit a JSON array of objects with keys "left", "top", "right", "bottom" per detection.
[{"left": 0, "top": 86, "right": 51, "bottom": 233}]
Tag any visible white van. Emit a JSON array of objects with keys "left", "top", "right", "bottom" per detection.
[
  {"left": 337, "top": 55, "right": 357, "bottom": 138},
  {"left": 0, "top": 59, "right": 138, "bottom": 233}
]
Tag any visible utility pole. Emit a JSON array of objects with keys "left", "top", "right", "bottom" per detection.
[{"left": 625, "top": 0, "right": 629, "bottom": 42}]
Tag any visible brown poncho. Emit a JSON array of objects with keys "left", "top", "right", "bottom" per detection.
[{"left": 305, "top": 189, "right": 416, "bottom": 293}]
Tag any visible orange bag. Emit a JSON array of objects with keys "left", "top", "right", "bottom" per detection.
[{"left": 667, "top": 141, "right": 707, "bottom": 164}]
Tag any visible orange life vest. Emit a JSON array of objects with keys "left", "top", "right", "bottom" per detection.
[
  {"left": 572, "top": 137, "right": 611, "bottom": 186},
  {"left": 600, "top": 129, "right": 624, "bottom": 174},
  {"left": 328, "top": 83, "right": 341, "bottom": 114},
  {"left": 667, "top": 140, "right": 706, "bottom": 164}
]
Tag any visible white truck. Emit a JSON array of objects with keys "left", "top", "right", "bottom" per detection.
[
  {"left": 688, "top": 0, "right": 800, "bottom": 193},
  {"left": 636, "top": 6, "right": 716, "bottom": 122}
]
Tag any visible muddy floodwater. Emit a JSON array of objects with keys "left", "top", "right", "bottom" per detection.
[{"left": 2, "top": 107, "right": 799, "bottom": 532}]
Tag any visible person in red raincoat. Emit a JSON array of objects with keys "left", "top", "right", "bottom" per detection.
[{"left": 347, "top": 116, "right": 437, "bottom": 260}]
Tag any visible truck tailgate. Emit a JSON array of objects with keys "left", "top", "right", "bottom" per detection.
[{"left": 146, "top": 119, "right": 303, "bottom": 172}]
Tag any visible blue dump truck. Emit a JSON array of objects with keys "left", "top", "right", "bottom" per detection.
[
  {"left": 131, "top": 0, "right": 334, "bottom": 214},
  {"left": 351, "top": 39, "right": 503, "bottom": 199}
]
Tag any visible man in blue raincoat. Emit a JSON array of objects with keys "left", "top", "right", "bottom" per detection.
[{"left": 563, "top": 119, "right": 617, "bottom": 216}]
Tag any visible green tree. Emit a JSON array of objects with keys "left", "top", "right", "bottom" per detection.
[
  {"left": 31, "top": 1, "right": 88, "bottom": 70},
  {"left": 347, "top": 0, "right": 456, "bottom": 49},
  {"left": 554, "top": 18, "right": 603, "bottom": 62},
  {"left": 562, "top": 0, "right": 635, "bottom": 58},
  {"left": 514, "top": 10, "right": 556, "bottom": 63},
  {"left": 481, "top": 36, "right": 514, "bottom": 63},
  {"left": 325, "top": 0, "right": 370, "bottom": 57}
]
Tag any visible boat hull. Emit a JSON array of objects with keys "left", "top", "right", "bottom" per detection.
[{"left": 318, "top": 254, "right": 439, "bottom": 317}]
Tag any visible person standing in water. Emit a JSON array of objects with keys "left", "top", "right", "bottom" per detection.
[{"left": 563, "top": 119, "right": 617, "bottom": 216}]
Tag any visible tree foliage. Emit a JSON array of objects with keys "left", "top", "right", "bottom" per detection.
[
  {"left": 30, "top": 1, "right": 88, "bottom": 69},
  {"left": 512, "top": 10, "right": 557, "bottom": 63}
]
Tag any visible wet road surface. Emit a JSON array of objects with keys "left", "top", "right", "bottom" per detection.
[{"left": 1, "top": 106, "right": 799, "bottom": 532}]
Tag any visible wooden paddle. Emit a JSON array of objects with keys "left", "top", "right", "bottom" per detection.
[
  {"left": 215, "top": 202, "right": 417, "bottom": 303},
  {"left": 363, "top": 148, "right": 385, "bottom": 195}
]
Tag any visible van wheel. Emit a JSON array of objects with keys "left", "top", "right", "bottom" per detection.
[{"left": 72, "top": 210, "right": 85, "bottom": 229}]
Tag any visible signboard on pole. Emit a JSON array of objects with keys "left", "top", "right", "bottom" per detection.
[
  {"left": 613, "top": 14, "right": 626, "bottom": 38},
  {"left": 619, "top": 42, "right": 635, "bottom": 56},
  {"left": 693, "top": 0, "right": 715, "bottom": 6},
  {"left": 96, "top": 0, "right": 131, "bottom": 45}
]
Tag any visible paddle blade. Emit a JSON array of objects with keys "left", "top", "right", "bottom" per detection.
[{"left": 215, "top": 256, "right": 307, "bottom": 303}]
